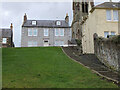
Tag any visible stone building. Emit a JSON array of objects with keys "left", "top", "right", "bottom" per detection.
[
  {"left": 0, "top": 23, "right": 14, "bottom": 47},
  {"left": 82, "top": 2, "right": 120, "bottom": 53},
  {"left": 21, "top": 13, "right": 71, "bottom": 47},
  {"left": 72, "top": 0, "right": 94, "bottom": 40},
  {"left": 71, "top": 0, "right": 94, "bottom": 54}
]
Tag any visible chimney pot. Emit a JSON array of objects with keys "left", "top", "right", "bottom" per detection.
[
  {"left": 23, "top": 13, "right": 27, "bottom": 23},
  {"left": 65, "top": 13, "right": 69, "bottom": 24},
  {"left": 10, "top": 23, "right": 13, "bottom": 30}
]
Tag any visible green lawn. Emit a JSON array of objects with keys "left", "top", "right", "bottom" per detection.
[{"left": 2, "top": 47, "right": 118, "bottom": 88}]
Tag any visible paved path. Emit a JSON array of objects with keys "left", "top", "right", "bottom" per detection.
[{"left": 62, "top": 46, "right": 119, "bottom": 85}]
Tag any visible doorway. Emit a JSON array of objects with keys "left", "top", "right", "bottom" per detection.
[{"left": 44, "top": 40, "right": 49, "bottom": 46}]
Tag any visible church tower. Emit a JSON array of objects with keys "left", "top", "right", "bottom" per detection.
[
  {"left": 71, "top": 0, "right": 94, "bottom": 54},
  {"left": 72, "top": 0, "right": 94, "bottom": 39}
]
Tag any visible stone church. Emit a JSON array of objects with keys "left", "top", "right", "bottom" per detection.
[
  {"left": 71, "top": 0, "right": 94, "bottom": 54},
  {"left": 72, "top": 0, "right": 94, "bottom": 40}
]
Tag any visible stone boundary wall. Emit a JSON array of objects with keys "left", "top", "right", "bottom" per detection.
[{"left": 93, "top": 33, "right": 120, "bottom": 71}]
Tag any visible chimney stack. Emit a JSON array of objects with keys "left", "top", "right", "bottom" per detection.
[
  {"left": 10, "top": 23, "right": 13, "bottom": 30},
  {"left": 23, "top": 13, "right": 27, "bottom": 23},
  {"left": 65, "top": 13, "right": 69, "bottom": 24}
]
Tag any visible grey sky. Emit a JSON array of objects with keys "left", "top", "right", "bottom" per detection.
[{"left": 0, "top": 0, "right": 119, "bottom": 47}]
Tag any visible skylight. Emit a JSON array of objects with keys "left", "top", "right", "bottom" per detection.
[
  {"left": 32, "top": 21, "right": 37, "bottom": 25},
  {"left": 56, "top": 21, "right": 61, "bottom": 25}
]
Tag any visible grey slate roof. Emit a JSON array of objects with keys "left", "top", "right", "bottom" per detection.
[
  {"left": 0, "top": 28, "right": 12, "bottom": 37},
  {"left": 22, "top": 20, "right": 71, "bottom": 28},
  {"left": 95, "top": 2, "right": 120, "bottom": 9}
]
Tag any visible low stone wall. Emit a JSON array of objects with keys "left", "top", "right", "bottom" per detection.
[{"left": 94, "top": 33, "right": 120, "bottom": 71}]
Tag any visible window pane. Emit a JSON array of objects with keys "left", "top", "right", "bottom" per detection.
[
  {"left": 60, "top": 29, "right": 64, "bottom": 36},
  {"left": 33, "top": 41, "right": 37, "bottom": 46},
  {"left": 44, "top": 29, "right": 48, "bottom": 36},
  {"left": 28, "top": 29, "right": 32, "bottom": 36},
  {"left": 55, "top": 29, "right": 59, "bottom": 36},
  {"left": 28, "top": 41, "right": 32, "bottom": 47},
  {"left": 113, "top": 10, "right": 118, "bottom": 21},
  {"left": 106, "top": 10, "right": 111, "bottom": 21},
  {"left": 32, "top": 21, "right": 36, "bottom": 25},
  {"left": 60, "top": 41, "right": 64, "bottom": 46},
  {"left": 33, "top": 29, "right": 37, "bottom": 36},
  {"left": 104, "top": 31, "right": 109, "bottom": 38},
  {"left": 28, "top": 41, "right": 37, "bottom": 47},
  {"left": 111, "top": 32, "right": 115, "bottom": 35},
  {"left": 2, "top": 38, "right": 7, "bottom": 44},
  {"left": 56, "top": 21, "right": 61, "bottom": 25},
  {"left": 55, "top": 41, "right": 59, "bottom": 46}
]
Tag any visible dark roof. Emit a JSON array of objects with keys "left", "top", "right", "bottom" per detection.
[
  {"left": 0, "top": 28, "right": 12, "bottom": 37},
  {"left": 95, "top": 2, "right": 120, "bottom": 9},
  {"left": 22, "top": 20, "right": 71, "bottom": 28}
]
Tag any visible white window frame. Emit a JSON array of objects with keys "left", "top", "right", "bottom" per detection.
[
  {"left": 106, "top": 10, "right": 112, "bottom": 21},
  {"left": 56, "top": 21, "right": 61, "bottom": 25},
  {"left": 55, "top": 41, "right": 59, "bottom": 46},
  {"left": 32, "top": 21, "right": 37, "bottom": 25},
  {"left": 2, "top": 38, "right": 7, "bottom": 44},
  {"left": 44, "top": 29, "right": 49, "bottom": 36},
  {"left": 33, "top": 41, "right": 37, "bottom": 46},
  {"left": 33, "top": 29, "right": 38, "bottom": 36},
  {"left": 28, "top": 29, "right": 32, "bottom": 36},
  {"left": 55, "top": 28, "right": 59, "bottom": 36},
  {"left": 111, "top": 31, "right": 116, "bottom": 35},
  {"left": 55, "top": 28, "right": 64, "bottom": 36},
  {"left": 28, "top": 41, "right": 33, "bottom": 47},
  {"left": 104, "top": 31, "right": 109, "bottom": 38},
  {"left": 113, "top": 10, "right": 118, "bottom": 21},
  {"left": 28, "top": 28, "right": 38, "bottom": 36},
  {"left": 60, "top": 29, "right": 64, "bottom": 36},
  {"left": 55, "top": 41, "right": 64, "bottom": 46},
  {"left": 28, "top": 41, "right": 37, "bottom": 47},
  {"left": 59, "top": 41, "right": 64, "bottom": 46}
]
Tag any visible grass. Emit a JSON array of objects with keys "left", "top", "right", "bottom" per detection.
[{"left": 2, "top": 47, "right": 118, "bottom": 88}]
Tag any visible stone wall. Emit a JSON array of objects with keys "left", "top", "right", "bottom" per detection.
[{"left": 94, "top": 33, "right": 120, "bottom": 71}]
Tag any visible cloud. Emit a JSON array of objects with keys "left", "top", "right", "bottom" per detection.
[
  {"left": 0, "top": 2, "right": 73, "bottom": 47},
  {"left": 0, "top": 0, "right": 119, "bottom": 47}
]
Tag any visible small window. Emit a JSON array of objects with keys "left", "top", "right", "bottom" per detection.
[
  {"left": 28, "top": 29, "right": 32, "bottom": 36},
  {"left": 33, "top": 41, "right": 37, "bottom": 46},
  {"left": 55, "top": 41, "right": 59, "bottom": 46},
  {"left": 32, "top": 21, "right": 37, "bottom": 25},
  {"left": 2, "top": 38, "right": 7, "bottom": 44},
  {"left": 56, "top": 21, "right": 61, "bottom": 25},
  {"left": 106, "top": 10, "right": 112, "bottom": 21},
  {"left": 44, "top": 29, "right": 49, "bottom": 36},
  {"left": 82, "top": 2, "right": 85, "bottom": 13},
  {"left": 104, "top": 31, "right": 109, "bottom": 38},
  {"left": 28, "top": 41, "right": 37, "bottom": 47},
  {"left": 33, "top": 29, "right": 37, "bottom": 36},
  {"left": 28, "top": 28, "right": 37, "bottom": 36},
  {"left": 113, "top": 10, "right": 118, "bottom": 21},
  {"left": 59, "top": 41, "right": 64, "bottom": 46},
  {"left": 55, "top": 29, "right": 59, "bottom": 36},
  {"left": 111, "top": 32, "right": 115, "bottom": 35},
  {"left": 44, "top": 41, "right": 48, "bottom": 42},
  {"left": 28, "top": 41, "right": 33, "bottom": 47},
  {"left": 60, "top": 29, "right": 64, "bottom": 36}
]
